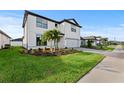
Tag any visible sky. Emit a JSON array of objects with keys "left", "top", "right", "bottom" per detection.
[{"left": 0, "top": 10, "right": 124, "bottom": 41}]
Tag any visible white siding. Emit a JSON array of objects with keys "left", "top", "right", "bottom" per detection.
[
  {"left": 26, "top": 15, "right": 59, "bottom": 49},
  {"left": 23, "top": 19, "right": 28, "bottom": 48},
  {"left": 0, "top": 33, "right": 10, "bottom": 49},
  {"left": 11, "top": 41, "right": 22, "bottom": 46},
  {"left": 60, "top": 22, "right": 80, "bottom": 39},
  {"left": 60, "top": 22, "right": 80, "bottom": 48}
]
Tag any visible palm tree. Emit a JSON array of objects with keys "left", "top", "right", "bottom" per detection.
[
  {"left": 41, "top": 30, "right": 53, "bottom": 52},
  {"left": 51, "top": 29, "right": 61, "bottom": 49},
  {"left": 41, "top": 29, "right": 61, "bottom": 52}
]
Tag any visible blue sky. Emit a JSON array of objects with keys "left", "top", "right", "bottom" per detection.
[{"left": 0, "top": 10, "right": 124, "bottom": 41}]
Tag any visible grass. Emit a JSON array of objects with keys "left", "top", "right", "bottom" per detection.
[
  {"left": 96, "top": 45, "right": 115, "bottom": 51},
  {"left": 0, "top": 47, "right": 104, "bottom": 83},
  {"left": 122, "top": 44, "right": 124, "bottom": 50}
]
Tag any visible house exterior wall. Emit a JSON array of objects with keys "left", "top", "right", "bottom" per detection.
[
  {"left": 59, "top": 22, "right": 80, "bottom": 48},
  {"left": 81, "top": 39, "right": 99, "bottom": 47},
  {"left": 92, "top": 41, "right": 97, "bottom": 46},
  {"left": 0, "top": 33, "right": 10, "bottom": 49},
  {"left": 23, "top": 18, "right": 28, "bottom": 48},
  {"left": 23, "top": 14, "right": 81, "bottom": 49},
  {"left": 11, "top": 41, "right": 22, "bottom": 46},
  {"left": 81, "top": 39, "right": 87, "bottom": 46},
  {"left": 26, "top": 15, "right": 59, "bottom": 49}
]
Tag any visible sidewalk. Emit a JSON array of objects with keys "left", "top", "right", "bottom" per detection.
[{"left": 77, "top": 45, "right": 124, "bottom": 83}]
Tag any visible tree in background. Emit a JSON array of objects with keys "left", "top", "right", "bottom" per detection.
[{"left": 87, "top": 40, "right": 92, "bottom": 48}]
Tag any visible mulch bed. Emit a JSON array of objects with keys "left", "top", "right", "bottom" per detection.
[{"left": 20, "top": 48, "right": 79, "bottom": 56}]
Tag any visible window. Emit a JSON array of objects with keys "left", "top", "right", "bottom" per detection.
[
  {"left": 55, "top": 23, "right": 58, "bottom": 28},
  {"left": 36, "top": 17, "right": 48, "bottom": 29},
  {"left": 36, "top": 34, "right": 47, "bottom": 46},
  {"left": 71, "top": 25, "right": 76, "bottom": 32},
  {"left": 36, "top": 37, "right": 41, "bottom": 46}
]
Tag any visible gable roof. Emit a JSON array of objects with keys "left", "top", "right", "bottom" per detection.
[
  {"left": 0, "top": 30, "right": 11, "bottom": 38},
  {"left": 22, "top": 10, "right": 82, "bottom": 28},
  {"left": 63, "top": 18, "right": 80, "bottom": 26}
]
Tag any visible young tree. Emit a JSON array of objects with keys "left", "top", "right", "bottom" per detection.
[
  {"left": 41, "top": 29, "right": 61, "bottom": 52},
  {"left": 51, "top": 29, "right": 61, "bottom": 49},
  {"left": 41, "top": 30, "right": 53, "bottom": 52}
]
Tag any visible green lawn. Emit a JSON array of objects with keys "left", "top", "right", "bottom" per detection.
[
  {"left": 96, "top": 45, "right": 115, "bottom": 51},
  {"left": 0, "top": 47, "right": 104, "bottom": 83},
  {"left": 122, "top": 45, "right": 124, "bottom": 50}
]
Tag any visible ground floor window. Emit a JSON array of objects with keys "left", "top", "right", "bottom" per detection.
[
  {"left": 36, "top": 34, "right": 47, "bottom": 46},
  {"left": 36, "top": 37, "right": 41, "bottom": 46}
]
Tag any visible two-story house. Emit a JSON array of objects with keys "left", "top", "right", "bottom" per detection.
[
  {"left": 0, "top": 30, "right": 11, "bottom": 49},
  {"left": 22, "top": 11, "right": 81, "bottom": 49}
]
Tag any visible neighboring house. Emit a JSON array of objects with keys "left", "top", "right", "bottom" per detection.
[
  {"left": 80, "top": 36, "right": 97, "bottom": 47},
  {"left": 0, "top": 30, "right": 11, "bottom": 49},
  {"left": 22, "top": 11, "right": 81, "bottom": 49},
  {"left": 11, "top": 38, "right": 23, "bottom": 46},
  {"left": 81, "top": 36, "right": 108, "bottom": 47}
]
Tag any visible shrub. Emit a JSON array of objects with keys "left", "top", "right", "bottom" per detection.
[
  {"left": 4, "top": 44, "right": 10, "bottom": 49},
  {"left": 87, "top": 40, "right": 92, "bottom": 48}
]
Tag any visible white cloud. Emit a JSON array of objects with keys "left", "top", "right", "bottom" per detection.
[
  {"left": 119, "top": 24, "right": 124, "bottom": 27},
  {"left": 0, "top": 15, "right": 23, "bottom": 39}
]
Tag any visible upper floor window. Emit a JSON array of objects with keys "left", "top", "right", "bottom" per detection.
[
  {"left": 55, "top": 23, "right": 58, "bottom": 28},
  {"left": 36, "top": 17, "right": 48, "bottom": 29},
  {"left": 71, "top": 25, "right": 76, "bottom": 32}
]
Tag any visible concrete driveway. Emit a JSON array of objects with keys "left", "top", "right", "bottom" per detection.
[{"left": 76, "top": 45, "right": 124, "bottom": 83}]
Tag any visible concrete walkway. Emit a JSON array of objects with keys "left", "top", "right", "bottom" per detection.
[{"left": 77, "top": 45, "right": 124, "bottom": 83}]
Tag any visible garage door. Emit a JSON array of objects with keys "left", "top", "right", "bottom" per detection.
[{"left": 66, "top": 39, "right": 80, "bottom": 48}]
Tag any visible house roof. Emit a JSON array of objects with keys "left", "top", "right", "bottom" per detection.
[
  {"left": 22, "top": 10, "right": 82, "bottom": 28},
  {"left": 0, "top": 30, "right": 11, "bottom": 38},
  {"left": 101, "top": 37, "right": 108, "bottom": 41},
  {"left": 81, "top": 36, "right": 96, "bottom": 40},
  {"left": 81, "top": 36, "right": 108, "bottom": 41},
  {"left": 59, "top": 18, "right": 81, "bottom": 27},
  {"left": 11, "top": 38, "right": 22, "bottom": 41}
]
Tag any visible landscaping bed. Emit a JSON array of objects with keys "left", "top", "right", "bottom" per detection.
[
  {"left": 20, "top": 48, "right": 79, "bottom": 56},
  {"left": 0, "top": 47, "right": 104, "bottom": 83}
]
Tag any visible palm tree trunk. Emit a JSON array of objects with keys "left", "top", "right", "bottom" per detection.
[
  {"left": 57, "top": 39, "right": 58, "bottom": 49},
  {"left": 54, "top": 40, "right": 56, "bottom": 52},
  {"left": 51, "top": 39, "right": 52, "bottom": 52}
]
